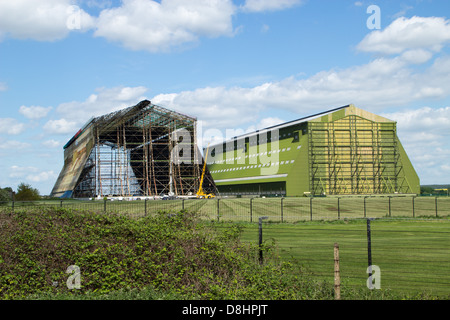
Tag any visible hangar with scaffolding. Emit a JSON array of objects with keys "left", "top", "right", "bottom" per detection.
[
  {"left": 206, "top": 104, "right": 420, "bottom": 197},
  {"left": 51, "top": 100, "right": 216, "bottom": 199}
]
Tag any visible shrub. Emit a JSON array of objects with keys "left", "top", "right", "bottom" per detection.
[
  {"left": 0, "top": 208, "right": 333, "bottom": 300},
  {"left": 14, "top": 183, "right": 40, "bottom": 201}
]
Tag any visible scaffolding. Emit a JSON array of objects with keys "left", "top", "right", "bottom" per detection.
[
  {"left": 52, "top": 100, "right": 216, "bottom": 199},
  {"left": 308, "top": 115, "right": 412, "bottom": 195}
]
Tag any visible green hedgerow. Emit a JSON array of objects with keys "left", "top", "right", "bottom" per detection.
[{"left": 0, "top": 208, "right": 333, "bottom": 300}]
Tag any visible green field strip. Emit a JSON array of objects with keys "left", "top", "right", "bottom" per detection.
[
  {"left": 218, "top": 199, "right": 250, "bottom": 221},
  {"left": 237, "top": 220, "right": 450, "bottom": 297}
]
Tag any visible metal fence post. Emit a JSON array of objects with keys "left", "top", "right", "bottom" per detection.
[
  {"left": 259, "top": 216, "right": 269, "bottom": 264},
  {"left": 217, "top": 198, "right": 220, "bottom": 222},
  {"left": 364, "top": 196, "right": 367, "bottom": 218},
  {"left": 250, "top": 198, "right": 253, "bottom": 222},
  {"left": 182, "top": 199, "right": 185, "bottom": 211},
  {"left": 145, "top": 199, "right": 148, "bottom": 216},
  {"left": 281, "top": 197, "right": 284, "bottom": 222},
  {"left": 337, "top": 197, "right": 340, "bottom": 220},
  {"left": 388, "top": 196, "right": 391, "bottom": 217},
  {"left": 435, "top": 197, "right": 438, "bottom": 217},
  {"left": 104, "top": 198, "right": 107, "bottom": 213},
  {"left": 412, "top": 196, "right": 415, "bottom": 218},
  {"left": 310, "top": 197, "right": 313, "bottom": 221},
  {"left": 367, "top": 218, "right": 373, "bottom": 289}
]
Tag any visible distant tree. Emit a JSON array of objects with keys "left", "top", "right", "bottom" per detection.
[
  {"left": 0, "top": 187, "right": 13, "bottom": 202},
  {"left": 420, "top": 186, "right": 434, "bottom": 195},
  {"left": 15, "top": 183, "right": 41, "bottom": 201}
]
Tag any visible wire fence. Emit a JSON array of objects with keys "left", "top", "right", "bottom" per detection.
[
  {"left": 1, "top": 196, "right": 449, "bottom": 221},
  {"left": 227, "top": 219, "right": 450, "bottom": 298}
]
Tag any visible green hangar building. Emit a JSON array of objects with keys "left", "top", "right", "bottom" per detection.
[{"left": 205, "top": 104, "right": 420, "bottom": 197}]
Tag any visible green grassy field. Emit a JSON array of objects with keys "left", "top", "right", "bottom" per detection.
[{"left": 235, "top": 218, "right": 450, "bottom": 298}]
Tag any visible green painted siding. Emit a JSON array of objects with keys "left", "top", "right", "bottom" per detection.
[
  {"left": 396, "top": 138, "right": 420, "bottom": 194},
  {"left": 206, "top": 106, "right": 420, "bottom": 197},
  {"left": 285, "top": 130, "right": 310, "bottom": 196},
  {"left": 207, "top": 125, "right": 306, "bottom": 195}
]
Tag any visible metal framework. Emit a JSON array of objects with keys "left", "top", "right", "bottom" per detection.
[
  {"left": 308, "top": 115, "right": 412, "bottom": 195},
  {"left": 52, "top": 100, "right": 216, "bottom": 198}
]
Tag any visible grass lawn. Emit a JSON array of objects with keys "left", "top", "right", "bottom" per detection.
[{"left": 235, "top": 218, "right": 450, "bottom": 298}]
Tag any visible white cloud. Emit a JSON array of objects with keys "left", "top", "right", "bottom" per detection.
[
  {"left": 19, "top": 105, "right": 53, "bottom": 120},
  {"left": 43, "top": 119, "right": 79, "bottom": 135},
  {"left": 0, "top": 118, "right": 26, "bottom": 135},
  {"left": 94, "top": 0, "right": 236, "bottom": 52},
  {"left": 152, "top": 86, "right": 261, "bottom": 129},
  {"left": 40, "top": 85, "right": 148, "bottom": 135},
  {"left": 27, "top": 171, "right": 57, "bottom": 183},
  {"left": 357, "top": 16, "right": 450, "bottom": 55},
  {"left": 242, "top": 0, "right": 303, "bottom": 12},
  {"left": 255, "top": 117, "right": 285, "bottom": 129},
  {"left": 0, "top": 82, "right": 7, "bottom": 91},
  {"left": 152, "top": 52, "right": 450, "bottom": 129},
  {"left": 382, "top": 106, "right": 450, "bottom": 134},
  {"left": 0, "top": 140, "right": 31, "bottom": 151},
  {"left": 381, "top": 106, "right": 450, "bottom": 184},
  {"left": 243, "top": 117, "right": 286, "bottom": 135},
  {"left": 41, "top": 139, "right": 62, "bottom": 149},
  {"left": 55, "top": 86, "right": 149, "bottom": 126},
  {"left": 0, "top": 0, "right": 302, "bottom": 52},
  {"left": 0, "top": 0, "right": 95, "bottom": 42},
  {"left": 399, "top": 49, "right": 433, "bottom": 65},
  {"left": 9, "top": 166, "right": 38, "bottom": 178},
  {"left": 8, "top": 166, "right": 57, "bottom": 183}
]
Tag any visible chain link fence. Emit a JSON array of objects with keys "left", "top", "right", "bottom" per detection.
[
  {"left": 1, "top": 196, "right": 449, "bottom": 221},
  {"left": 229, "top": 218, "right": 450, "bottom": 298}
]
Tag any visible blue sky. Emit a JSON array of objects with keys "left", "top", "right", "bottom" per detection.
[{"left": 1, "top": 0, "right": 450, "bottom": 195}]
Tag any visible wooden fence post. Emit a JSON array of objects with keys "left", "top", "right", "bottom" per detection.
[{"left": 334, "top": 242, "right": 340, "bottom": 300}]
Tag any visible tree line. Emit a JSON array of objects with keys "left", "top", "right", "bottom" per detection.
[
  {"left": 0, "top": 183, "right": 41, "bottom": 202},
  {"left": 0, "top": 184, "right": 446, "bottom": 202}
]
